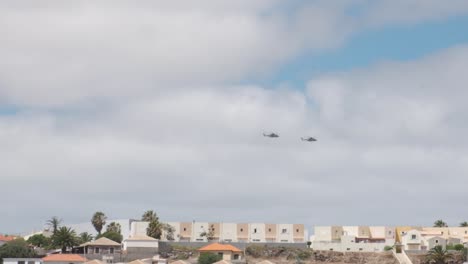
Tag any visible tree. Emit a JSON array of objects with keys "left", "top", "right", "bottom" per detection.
[
  {"left": 200, "top": 225, "right": 215, "bottom": 241},
  {"left": 147, "top": 220, "right": 163, "bottom": 239},
  {"left": 198, "top": 252, "right": 222, "bottom": 264},
  {"left": 27, "top": 234, "right": 51, "bottom": 248},
  {"left": 51, "top": 226, "right": 79, "bottom": 253},
  {"left": 106, "top": 222, "right": 121, "bottom": 234},
  {"left": 433, "top": 220, "right": 448, "bottom": 228},
  {"left": 460, "top": 221, "right": 468, "bottom": 227},
  {"left": 306, "top": 241, "right": 312, "bottom": 248},
  {"left": 162, "top": 224, "right": 175, "bottom": 241},
  {"left": 141, "top": 210, "right": 158, "bottom": 222},
  {"left": 0, "top": 239, "right": 37, "bottom": 259},
  {"left": 91, "top": 212, "right": 107, "bottom": 235},
  {"left": 425, "top": 245, "right": 453, "bottom": 264},
  {"left": 46, "top": 216, "right": 62, "bottom": 234},
  {"left": 97, "top": 231, "right": 123, "bottom": 244},
  {"left": 77, "top": 232, "right": 93, "bottom": 244}
]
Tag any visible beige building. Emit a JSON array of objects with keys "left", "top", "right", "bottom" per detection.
[{"left": 154, "top": 222, "right": 306, "bottom": 243}]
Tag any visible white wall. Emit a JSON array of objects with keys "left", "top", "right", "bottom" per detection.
[
  {"left": 130, "top": 221, "right": 149, "bottom": 237},
  {"left": 277, "top": 224, "right": 293, "bottom": 243},
  {"left": 249, "top": 223, "right": 266, "bottom": 242},
  {"left": 343, "top": 226, "right": 359, "bottom": 237},
  {"left": 221, "top": 223, "right": 237, "bottom": 242},
  {"left": 192, "top": 222, "right": 209, "bottom": 242},
  {"left": 3, "top": 259, "right": 42, "bottom": 264},
  {"left": 314, "top": 227, "right": 332, "bottom": 242},
  {"left": 123, "top": 239, "right": 158, "bottom": 250}
]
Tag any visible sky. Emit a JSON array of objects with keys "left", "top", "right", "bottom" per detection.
[{"left": 1, "top": 0, "right": 468, "bottom": 234}]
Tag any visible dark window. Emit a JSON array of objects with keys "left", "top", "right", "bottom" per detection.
[
  {"left": 254, "top": 228, "right": 257, "bottom": 233},
  {"left": 268, "top": 228, "right": 271, "bottom": 232},
  {"left": 240, "top": 228, "right": 243, "bottom": 232},
  {"left": 28, "top": 261, "right": 35, "bottom": 264},
  {"left": 296, "top": 229, "right": 299, "bottom": 233},
  {"left": 183, "top": 228, "right": 186, "bottom": 231},
  {"left": 110, "top": 248, "right": 114, "bottom": 254},
  {"left": 18, "top": 261, "right": 25, "bottom": 264},
  {"left": 95, "top": 247, "right": 100, "bottom": 254},
  {"left": 234, "top": 254, "right": 239, "bottom": 260}
]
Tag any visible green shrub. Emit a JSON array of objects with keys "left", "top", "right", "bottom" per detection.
[
  {"left": 384, "top": 246, "right": 394, "bottom": 251},
  {"left": 198, "top": 252, "right": 222, "bottom": 264}
]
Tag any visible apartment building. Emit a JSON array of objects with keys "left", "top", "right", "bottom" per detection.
[
  {"left": 156, "top": 222, "right": 307, "bottom": 243},
  {"left": 311, "top": 226, "right": 395, "bottom": 252}
]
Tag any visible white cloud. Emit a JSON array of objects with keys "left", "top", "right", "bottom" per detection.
[{"left": 2, "top": 1, "right": 468, "bottom": 232}]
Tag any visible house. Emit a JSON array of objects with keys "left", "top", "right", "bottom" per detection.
[
  {"left": 2, "top": 258, "right": 42, "bottom": 264},
  {"left": 75, "top": 237, "right": 122, "bottom": 255},
  {"left": 401, "top": 230, "right": 424, "bottom": 250},
  {"left": 0, "top": 235, "right": 16, "bottom": 246},
  {"left": 42, "top": 254, "right": 87, "bottom": 264},
  {"left": 198, "top": 243, "right": 243, "bottom": 261},
  {"left": 122, "top": 235, "right": 158, "bottom": 252}
]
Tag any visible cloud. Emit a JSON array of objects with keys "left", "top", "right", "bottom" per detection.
[{"left": 2, "top": 1, "right": 468, "bottom": 232}]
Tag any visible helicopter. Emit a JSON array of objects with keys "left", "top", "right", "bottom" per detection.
[
  {"left": 301, "top": 137, "right": 317, "bottom": 142},
  {"left": 263, "top": 132, "right": 279, "bottom": 138}
]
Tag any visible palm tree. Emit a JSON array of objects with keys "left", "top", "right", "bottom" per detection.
[
  {"left": 91, "top": 212, "right": 107, "bottom": 235},
  {"left": 106, "top": 222, "right": 121, "bottom": 234},
  {"left": 433, "top": 220, "right": 448, "bottom": 227},
  {"left": 459, "top": 221, "right": 468, "bottom": 227},
  {"left": 46, "top": 216, "right": 62, "bottom": 234},
  {"left": 147, "top": 220, "right": 163, "bottom": 239},
  {"left": 78, "top": 232, "right": 93, "bottom": 244},
  {"left": 52, "top": 226, "right": 78, "bottom": 253},
  {"left": 141, "top": 210, "right": 158, "bottom": 222},
  {"left": 425, "top": 245, "right": 453, "bottom": 264}
]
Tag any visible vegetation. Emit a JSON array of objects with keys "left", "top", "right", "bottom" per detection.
[
  {"left": 78, "top": 232, "right": 93, "bottom": 244},
  {"left": 46, "top": 216, "right": 62, "bottom": 234},
  {"left": 384, "top": 245, "right": 394, "bottom": 251},
  {"left": 297, "top": 250, "right": 312, "bottom": 260},
  {"left": 27, "top": 234, "right": 51, "bottom": 248},
  {"left": 51, "top": 226, "right": 79, "bottom": 253},
  {"left": 446, "top": 244, "right": 465, "bottom": 251},
  {"left": 198, "top": 252, "right": 222, "bottom": 264},
  {"left": 433, "top": 220, "right": 448, "bottom": 227},
  {"left": 141, "top": 210, "right": 158, "bottom": 222},
  {"left": 106, "top": 222, "right": 122, "bottom": 234},
  {"left": 143, "top": 210, "right": 163, "bottom": 239},
  {"left": 200, "top": 225, "right": 216, "bottom": 241},
  {"left": 0, "top": 239, "right": 37, "bottom": 260},
  {"left": 162, "top": 223, "right": 176, "bottom": 241},
  {"left": 306, "top": 241, "right": 312, "bottom": 248},
  {"left": 97, "top": 231, "right": 123, "bottom": 243},
  {"left": 245, "top": 245, "right": 264, "bottom": 258},
  {"left": 425, "top": 245, "right": 453, "bottom": 264},
  {"left": 91, "top": 211, "right": 107, "bottom": 235},
  {"left": 460, "top": 221, "right": 468, "bottom": 227}
]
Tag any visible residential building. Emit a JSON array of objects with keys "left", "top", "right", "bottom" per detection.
[
  {"left": 122, "top": 235, "right": 158, "bottom": 252},
  {"left": 3, "top": 258, "right": 42, "bottom": 264},
  {"left": 198, "top": 243, "right": 243, "bottom": 261},
  {"left": 42, "top": 254, "right": 87, "bottom": 264},
  {"left": 311, "top": 226, "right": 395, "bottom": 252},
  {"left": 0, "top": 235, "right": 16, "bottom": 246}
]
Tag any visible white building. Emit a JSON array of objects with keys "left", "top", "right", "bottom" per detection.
[{"left": 3, "top": 259, "right": 42, "bottom": 264}]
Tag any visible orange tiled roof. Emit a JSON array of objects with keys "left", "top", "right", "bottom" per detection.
[
  {"left": 198, "top": 243, "right": 242, "bottom": 253},
  {"left": 42, "top": 254, "right": 87, "bottom": 262},
  {"left": 0, "top": 235, "right": 16, "bottom": 242}
]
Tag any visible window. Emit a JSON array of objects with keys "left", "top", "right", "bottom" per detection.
[
  {"left": 212, "top": 228, "right": 215, "bottom": 231},
  {"left": 183, "top": 228, "right": 186, "bottom": 231},
  {"left": 359, "top": 248, "right": 363, "bottom": 251},
  {"left": 268, "top": 228, "right": 271, "bottom": 232},
  {"left": 233, "top": 254, "right": 240, "bottom": 260},
  {"left": 435, "top": 240, "right": 439, "bottom": 244},
  {"left": 110, "top": 248, "right": 114, "bottom": 254},
  {"left": 296, "top": 229, "right": 299, "bottom": 233},
  {"left": 441, "top": 232, "right": 444, "bottom": 235},
  {"left": 240, "top": 228, "right": 243, "bottom": 232},
  {"left": 411, "top": 235, "right": 417, "bottom": 239},
  {"left": 465, "top": 231, "right": 467, "bottom": 234},
  {"left": 28, "top": 261, "right": 35, "bottom": 264},
  {"left": 347, "top": 248, "right": 350, "bottom": 251},
  {"left": 282, "top": 229, "right": 287, "bottom": 234},
  {"left": 218, "top": 253, "right": 223, "bottom": 257},
  {"left": 95, "top": 247, "right": 100, "bottom": 254},
  {"left": 254, "top": 228, "right": 257, "bottom": 233},
  {"left": 18, "top": 261, "right": 25, "bottom": 264}
]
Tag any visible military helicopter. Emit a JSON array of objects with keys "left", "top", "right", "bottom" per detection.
[
  {"left": 301, "top": 137, "right": 317, "bottom": 142},
  {"left": 263, "top": 132, "right": 279, "bottom": 138}
]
